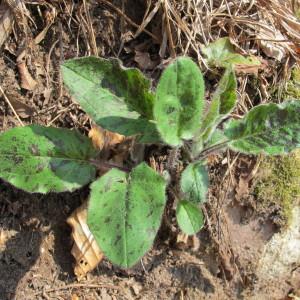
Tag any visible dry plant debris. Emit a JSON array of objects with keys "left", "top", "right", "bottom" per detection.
[
  {"left": 0, "top": 1, "right": 14, "bottom": 48},
  {"left": 0, "top": 0, "right": 299, "bottom": 299},
  {"left": 88, "top": 124, "right": 125, "bottom": 152},
  {"left": 67, "top": 202, "right": 104, "bottom": 281}
]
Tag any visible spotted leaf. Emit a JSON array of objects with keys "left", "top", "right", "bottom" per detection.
[
  {"left": 154, "top": 57, "right": 205, "bottom": 146},
  {"left": 201, "top": 37, "right": 261, "bottom": 68},
  {"left": 200, "top": 67, "right": 237, "bottom": 142},
  {"left": 87, "top": 163, "right": 167, "bottom": 268},
  {"left": 0, "top": 125, "right": 97, "bottom": 193},
  {"left": 180, "top": 161, "right": 209, "bottom": 204},
  {"left": 61, "top": 57, "right": 160, "bottom": 143},
  {"left": 225, "top": 100, "right": 300, "bottom": 154}
]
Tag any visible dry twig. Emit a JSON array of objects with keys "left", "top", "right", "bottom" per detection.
[{"left": 0, "top": 85, "right": 24, "bottom": 126}]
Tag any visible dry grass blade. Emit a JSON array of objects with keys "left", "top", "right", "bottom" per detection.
[
  {"left": 96, "top": 0, "right": 159, "bottom": 42},
  {"left": 83, "top": 0, "right": 98, "bottom": 56},
  {"left": 0, "top": 85, "right": 24, "bottom": 126},
  {"left": 163, "top": 0, "right": 176, "bottom": 58},
  {"left": 134, "top": 0, "right": 162, "bottom": 39}
]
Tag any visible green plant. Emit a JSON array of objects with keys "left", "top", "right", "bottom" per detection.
[{"left": 0, "top": 56, "right": 299, "bottom": 269}]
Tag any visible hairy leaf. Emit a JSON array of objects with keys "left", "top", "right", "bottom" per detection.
[
  {"left": 88, "top": 163, "right": 166, "bottom": 268},
  {"left": 0, "top": 125, "right": 97, "bottom": 193},
  {"left": 201, "top": 37, "right": 260, "bottom": 68},
  {"left": 61, "top": 57, "right": 158, "bottom": 142},
  {"left": 176, "top": 200, "right": 204, "bottom": 235},
  {"left": 200, "top": 67, "right": 237, "bottom": 142},
  {"left": 204, "top": 129, "right": 227, "bottom": 148},
  {"left": 181, "top": 161, "right": 209, "bottom": 204},
  {"left": 154, "top": 57, "right": 205, "bottom": 146},
  {"left": 97, "top": 117, "right": 161, "bottom": 143},
  {"left": 225, "top": 100, "right": 300, "bottom": 155}
]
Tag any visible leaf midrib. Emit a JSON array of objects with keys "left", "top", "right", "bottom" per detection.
[{"left": 192, "top": 166, "right": 202, "bottom": 203}]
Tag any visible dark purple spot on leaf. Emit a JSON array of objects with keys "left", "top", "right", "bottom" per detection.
[
  {"left": 14, "top": 156, "right": 23, "bottom": 164},
  {"left": 114, "top": 234, "right": 121, "bottom": 245},
  {"left": 104, "top": 217, "right": 111, "bottom": 224},
  {"left": 166, "top": 106, "right": 176, "bottom": 114}
]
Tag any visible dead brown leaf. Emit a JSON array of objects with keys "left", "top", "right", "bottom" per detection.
[
  {"left": 88, "top": 124, "right": 125, "bottom": 151},
  {"left": 0, "top": 2, "right": 13, "bottom": 49},
  {"left": 0, "top": 230, "right": 8, "bottom": 248},
  {"left": 67, "top": 202, "right": 103, "bottom": 281},
  {"left": 5, "top": 92, "right": 35, "bottom": 118},
  {"left": 42, "top": 88, "right": 52, "bottom": 105},
  {"left": 234, "top": 63, "right": 261, "bottom": 75},
  {"left": 256, "top": 20, "right": 289, "bottom": 61},
  {"left": 134, "top": 50, "right": 157, "bottom": 70},
  {"left": 17, "top": 61, "right": 37, "bottom": 90}
]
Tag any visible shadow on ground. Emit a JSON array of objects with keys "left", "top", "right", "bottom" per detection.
[{"left": 0, "top": 180, "right": 87, "bottom": 299}]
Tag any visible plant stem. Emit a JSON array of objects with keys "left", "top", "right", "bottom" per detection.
[
  {"left": 182, "top": 144, "right": 193, "bottom": 162},
  {"left": 195, "top": 141, "right": 229, "bottom": 160},
  {"left": 89, "top": 159, "right": 130, "bottom": 172}
]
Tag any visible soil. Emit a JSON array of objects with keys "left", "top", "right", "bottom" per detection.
[{"left": 0, "top": 1, "right": 299, "bottom": 299}]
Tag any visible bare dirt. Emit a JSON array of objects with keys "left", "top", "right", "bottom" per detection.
[{"left": 0, "top": 1, "right": 299, "bottom": 299}]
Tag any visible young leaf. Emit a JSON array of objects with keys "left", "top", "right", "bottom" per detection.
[
  {"left": 176, "top": 200, "right": 204, "bottom": 235},
  {"left": 87, "top": 163, "right": 166, "bottom": 268},
  {"left": 61, "top": 57, "right": 159, "bottom": 142},
  {"left": 200, "top": 67, "right": 237, "bottom": 142},
  {"left": 201, "top": 37, "right": 260, "bottom": 68},
  {"left": 180, "top": 161, "right": 209, "bottom": 204},
  {"left": 154, "top": 57, "right": 205, "bottom": 146},
  {"left": 0, "top": 125, "right": 97, "bottom": 193},
  {"left": 224, "top": 100, "right": 300, "bottom": 155}
]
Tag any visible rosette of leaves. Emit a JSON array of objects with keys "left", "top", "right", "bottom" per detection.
[{"left": 0, "top": 54, "right": 299, "bottom": 269}]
